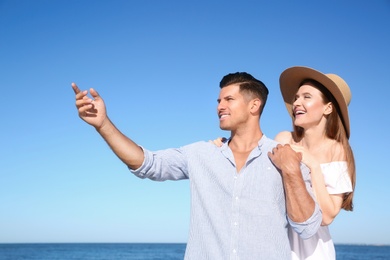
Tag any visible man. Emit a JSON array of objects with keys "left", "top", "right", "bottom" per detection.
[{"left": 72, "top": 72, "right": 321, "bottom": 259}]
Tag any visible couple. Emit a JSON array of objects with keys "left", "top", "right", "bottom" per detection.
[{"left": 72, "top": 66, "right": 355, "bottom": 259}]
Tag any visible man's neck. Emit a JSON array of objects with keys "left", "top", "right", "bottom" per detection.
[
  {"left": 229, "top": 129, "right": 263, "bottom": 153},
  {"left": 228, "top": 128, "right": 263, "bottom": 173}
]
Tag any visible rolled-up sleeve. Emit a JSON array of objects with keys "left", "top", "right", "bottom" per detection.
[
  {"left": 129, "top": 146, "right": 189, "bottom": 181},
  {"left": 288, "top": 203, "right": 322, "bottom": 239}
]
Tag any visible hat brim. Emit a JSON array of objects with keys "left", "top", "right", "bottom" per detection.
[{"left": 279, "top": 66, "right": 350, "bottom": 138}]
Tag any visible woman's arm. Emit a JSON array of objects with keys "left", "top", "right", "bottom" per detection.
[
  {"left": 309, "top": 164, "right": 344, "bottom": 225},
  {"left": 291, "top": 145, "right": 345, "bottom": 225}
]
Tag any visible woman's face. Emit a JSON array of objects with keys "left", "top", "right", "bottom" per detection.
[{"left": 292, "top": 83, "right": 331, "bottom": 129}]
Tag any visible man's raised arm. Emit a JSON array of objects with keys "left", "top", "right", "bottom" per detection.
[{"left": 72, "top": 83, "right": 144, "bottom": 169}]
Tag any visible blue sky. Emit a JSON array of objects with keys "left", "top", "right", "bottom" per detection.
[{"left": 0, "top": 0, "right": 389, "bottom": 245}]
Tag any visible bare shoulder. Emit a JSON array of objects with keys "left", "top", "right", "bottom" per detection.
[
  {"left": 330, "top": 140, "right": 346, "bottom": 161},
  {"left": 274, "top": 131, "right": 293, "bottom": 144}
]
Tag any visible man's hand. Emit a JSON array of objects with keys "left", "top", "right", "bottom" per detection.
[
  {"left": 268, "top": 144, "right": 302, "bottom": 174},
  {"left": 72, "top": 83, "right": 108, "bottom": 129}
]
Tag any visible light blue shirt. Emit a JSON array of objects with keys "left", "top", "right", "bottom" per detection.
[{"left": 130, "top": 135, "right": 321, "bottom": 260}]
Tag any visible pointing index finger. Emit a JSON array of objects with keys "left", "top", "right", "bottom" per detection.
[{"left": 71, "top": 82, "right": 81, "bottom": 94}]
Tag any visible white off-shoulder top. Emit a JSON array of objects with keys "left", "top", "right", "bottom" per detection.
[{"left": 290, "top": 161, "right": 353, "bottom": 260}]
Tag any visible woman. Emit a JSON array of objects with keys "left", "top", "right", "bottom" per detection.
[
  {"left": 277, "top": 66, "right": 356, "bottom": 259},
  {"left": 213, "top": 66, "right": 356, "bottom": 259}
]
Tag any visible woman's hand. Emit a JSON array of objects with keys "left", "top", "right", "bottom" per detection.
[
  {"left": 290, "top": 145, "right": 319, "bottom": 170},
  {"left": 209, "top": 137, "right": 227, "bottom": 147}
]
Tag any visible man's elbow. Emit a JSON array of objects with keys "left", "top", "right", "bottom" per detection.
[{"left": 293, "top": 204, "right": 323, "bottom": 239}]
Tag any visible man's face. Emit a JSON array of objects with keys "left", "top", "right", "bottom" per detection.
[{"left": 217, "top": 84, "right": 251, "bottom": 131}]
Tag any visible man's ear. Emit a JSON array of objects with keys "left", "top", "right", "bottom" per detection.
[{"left": 250, "top": 98, "right": 261, "bottom": 113}]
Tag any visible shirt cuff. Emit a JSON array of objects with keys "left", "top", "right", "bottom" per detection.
[
  {"left": 128, "top": 146, "right": 149, "bottom": 178},
  {"left": 288, "top": 203, "right": 322, "bottom": 239}
]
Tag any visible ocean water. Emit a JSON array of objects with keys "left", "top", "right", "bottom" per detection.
[
  {"left": 335, "top": 244, "right": 390, "bottom": 260},
  {"left": 0, "top": 243, "right": 185, "bottom": 260},
  {"left": 0, "top": 243, "right": 389, "bottom": 259}
]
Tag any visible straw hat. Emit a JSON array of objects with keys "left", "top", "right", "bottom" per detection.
[{"left": 279, "top": 66, "right": 352, "bottom": 138}]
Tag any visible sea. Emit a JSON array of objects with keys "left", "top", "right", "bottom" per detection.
[{"left": 0, "top": 243, "right": 389, "bottom": 260}]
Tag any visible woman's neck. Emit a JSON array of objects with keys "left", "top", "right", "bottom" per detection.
[{"left": 300, "top": 128, "right": 329, "bottom": 152}]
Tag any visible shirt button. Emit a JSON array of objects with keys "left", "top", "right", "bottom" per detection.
[
  {"left": 235, "top": 196, "right": 239, "bottom": 200},
  {"left": 234, "top": 222, "right": 238, "bottom": 226},
  {"left": 233, "top": 249, "right": 237, "bottom": 254}
]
